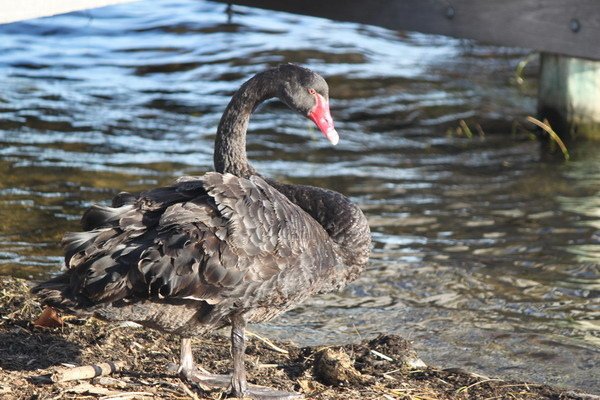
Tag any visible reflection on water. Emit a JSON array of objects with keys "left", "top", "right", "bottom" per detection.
[{"left": 0, "top": 0, "right": 598, "bottom": 393}]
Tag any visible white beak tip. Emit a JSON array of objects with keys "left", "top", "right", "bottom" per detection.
[{"left": 326, "top": 129, "right": 339, "bottom": 146}]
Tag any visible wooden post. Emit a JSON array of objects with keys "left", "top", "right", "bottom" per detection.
[{"left": 538, "top": 53, "right": 600, "bottom": 140}]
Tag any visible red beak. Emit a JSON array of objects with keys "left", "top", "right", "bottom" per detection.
[{"left": 308, "top": 93, "right": 339, "bottom": 145}]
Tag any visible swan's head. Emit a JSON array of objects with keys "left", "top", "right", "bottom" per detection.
[{"left": 276, "top": 64, "right": 339, "bottom": 145}]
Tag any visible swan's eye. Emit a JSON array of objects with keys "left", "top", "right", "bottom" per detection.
[{"left": 308, "top": 88, "right": 316, "bottom": 95}]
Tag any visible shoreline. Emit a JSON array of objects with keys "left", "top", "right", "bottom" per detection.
[{"left": 0, "top": 276, "right": 596, "bottom": 400}]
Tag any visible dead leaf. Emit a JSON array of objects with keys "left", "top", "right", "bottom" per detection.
[{"left": 33, "top": 307, "right": 64, "bottom": 328}]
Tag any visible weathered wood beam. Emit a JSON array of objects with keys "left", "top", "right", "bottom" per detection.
[
  {"left": 216, "top": 0, "right": 600, "bottom": 61},
  {"left": 0, "top": 0, "right": 139, "bottom": 25}
]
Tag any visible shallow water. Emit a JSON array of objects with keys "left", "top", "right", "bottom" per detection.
[{"left": 0, "top": 0, "right": 598, "bottom": 393}]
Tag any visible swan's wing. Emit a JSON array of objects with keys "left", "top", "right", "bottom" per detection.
[
  {"left": 202, "top": 173, "right": 332, "bottom": 272},
  {"left": 35, "top": 173, "right": 336, "bottom": 309}
]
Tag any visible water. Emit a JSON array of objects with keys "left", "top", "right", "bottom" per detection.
[{"left": 1, "top": 0, "right": 598, "bottom": 393}]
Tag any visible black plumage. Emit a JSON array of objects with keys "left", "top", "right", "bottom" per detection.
[{"left": 32, "top": 64, "right": 371, "bottom": 399}]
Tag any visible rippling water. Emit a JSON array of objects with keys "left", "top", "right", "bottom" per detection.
[{"left": 0, "top": 0, "right": 598, "bottom": 393}]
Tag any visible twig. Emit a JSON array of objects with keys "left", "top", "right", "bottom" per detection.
[
  {"left": 246, "top": 331, "right": 289, "bottom": 355},
  {"left": 526, "top": 116, "right": 570, "bottom": 161},
  {"left": 178, "top": 379, "right": 201, "bottom": 400},
  {"left": 51, "top": 361, "right": 127, "bottom": 383},
  {"left": 383, "top": 386, "right": 440, "bottom": 400},
  {"left": 459, "top": 119, "right": 473, "bottom": 139},
  {"left": 456, "top": 378, "right": 502, "bottom": 394},
  {"left": 498, "top": 383, "right": 542, "bottom": 389},
  {"left": 515, "top": 53, "right": 536, "bottom": 85},
  {"left": 256, "top": 363, "right": 280, "bottom": 368},
  {"left": 99, "top": 392, "right": 154, "bottom": 400},
  {"left": 370, "top": 349, "right": 393, "bottom": 362},
  {"left": 382, "top": 368, "right": 401, "bottom": 381}
]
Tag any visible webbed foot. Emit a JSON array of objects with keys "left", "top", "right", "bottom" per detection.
[{"left": 182, "top": 368, "right": 303, "bottom": 399}]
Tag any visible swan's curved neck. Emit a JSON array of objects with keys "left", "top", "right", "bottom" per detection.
[{"left": 214, "top": 71, "right": 275, "bottom": 177}]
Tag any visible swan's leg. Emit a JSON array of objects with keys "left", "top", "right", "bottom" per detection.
[
  {"left": 230, "top": 312, "right": 248, "bottom": 396},
  {"left": 179, "top": 328, "right": 303, "bottom": 399},
  {"left": 178, "top": 337, "right": 231, "bottom": 387},
  {"left": 230, "top": 313, "right": 303, "bottom": 399},
  {"left": 179, "top": 337, "right": 194, "bottom": 376}
]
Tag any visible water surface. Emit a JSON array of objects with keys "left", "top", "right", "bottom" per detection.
[{"left": 0, "top": 0, "right": 598, "bottom": 393}]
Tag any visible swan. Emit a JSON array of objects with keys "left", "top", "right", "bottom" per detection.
[{"left": 33, "top": 64, "right": 371, "bottom": 399}]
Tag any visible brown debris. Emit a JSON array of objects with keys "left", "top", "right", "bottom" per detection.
[
  {"left": 33, "top": 306, "right": 64, "bottom": 328},
  {"left": 0, "top": 276, "right": 596, "bottom": 400},
  {"left": 313, "top": 347, "right": 366, "bottom": 386}
]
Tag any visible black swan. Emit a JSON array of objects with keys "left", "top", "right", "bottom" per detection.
[{"left": 33, "top": 64, "right": 371, "bottom": 399}]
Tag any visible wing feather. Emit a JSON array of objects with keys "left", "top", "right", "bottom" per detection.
[{"left": 36, "top": 172, "right": 338, "bottom": 324}]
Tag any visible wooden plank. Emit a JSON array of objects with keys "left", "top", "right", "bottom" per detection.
[
  {"left": 0, "top": 0, "right": 139, "bottom": 25},
  {"left": 217, "top": 0, "right": 600, "bottom": 60}
]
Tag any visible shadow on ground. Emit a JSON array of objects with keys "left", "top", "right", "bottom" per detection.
[{"left": 0, "top": 330, "right": 81, "bottom": 371}]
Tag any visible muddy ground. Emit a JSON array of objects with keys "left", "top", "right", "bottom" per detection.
[{"left": 0, "top": 277, "right": 596, "bottom": 400}]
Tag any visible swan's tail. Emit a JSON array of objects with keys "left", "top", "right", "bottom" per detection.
[{"left": 30, "top": 274, "right": 93, "bottom": 315}]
